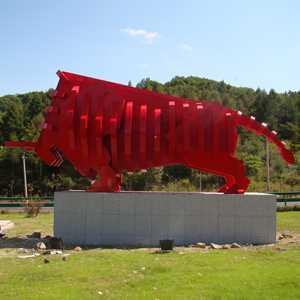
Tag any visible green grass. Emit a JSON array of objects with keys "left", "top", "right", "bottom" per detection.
[
  {"left": 0, "top": 212, "right": 299, "bottom": 300},
  {"left": 277, "top": 211, "right": 300, "bottom": 232},
  {"left": 3, "top": 212, "right": 53, "bottom": 237}
]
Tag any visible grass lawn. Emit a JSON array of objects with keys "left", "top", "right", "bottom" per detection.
[{"left": 0, "top": 212, "right": 299, "bottom": 300}]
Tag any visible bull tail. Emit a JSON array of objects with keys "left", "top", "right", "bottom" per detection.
[{"left": 235, "top": 112, "right": 295, "bottom": 165}]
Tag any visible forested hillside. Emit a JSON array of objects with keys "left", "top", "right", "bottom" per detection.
[{"left": 0, "top": 77, "right": 299, "bottom": 196}]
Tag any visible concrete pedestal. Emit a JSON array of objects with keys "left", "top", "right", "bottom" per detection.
[{"left": 54, "top": 191, "right": 276, "bottom": 246}]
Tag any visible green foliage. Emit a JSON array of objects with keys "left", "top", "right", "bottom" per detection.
[
  {"left": 122, "top": 168, "right": 162, "bottom": 191},
  {"left": 243, "top": 154, "right": 264, "bottom": 176},
  {"left": 162, "top": 165, "right": 192, "bottom": 183},
  {"left": 161, "top": 178, "right": 198, "bottom": 192},
  {"left": 0, "top": 75, "right": 299, "bottom": 195}
]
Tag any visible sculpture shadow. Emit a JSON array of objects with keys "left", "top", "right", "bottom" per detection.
[{"left": 0, "top": 236, "right": 39, "bottom": 249}]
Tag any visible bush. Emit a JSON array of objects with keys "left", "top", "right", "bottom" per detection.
[
  {"left": 277, "top": 205, "right": 300, "bottom": 212},
  {"left": 22, "top": 200, "right": 44, "bottom": 217}
]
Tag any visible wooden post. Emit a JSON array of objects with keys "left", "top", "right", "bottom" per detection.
[
  {"left": 266, "top": 138, "right": 270, "bottom": 192},
  {"left": 22, "top": 152, "right": 28, "bottom": 198},
  {"left": 199, "top": 171, "right": 202, "bottom": 192}
]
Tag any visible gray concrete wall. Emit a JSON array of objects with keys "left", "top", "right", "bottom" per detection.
[{"left": 54, "top": 191, "right": 276, "bottom": 246}]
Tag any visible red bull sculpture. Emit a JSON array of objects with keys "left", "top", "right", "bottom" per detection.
[{"left": 5, "top": 71, "right": 295, "bottom": 193}]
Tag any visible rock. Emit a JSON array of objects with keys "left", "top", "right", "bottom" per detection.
[
  {"left": 18, "top": 248, "right": 31, "bottom": 254},
  {"left": 27, "top": 232, "right": 41, "bottom": 239},
  {"left": 231, "top": 243, "right": 241, "bottom": 248},
  {"left": 62, "top": 254, "right": 70, "bottom": 259},
  {"left": 36, "top": 242, "right": 47, "bottom": 250},
  {"left": 210, "top": 243, "right": 222, "bottom": 249},
  {"left": 275, "top": 247, "right": 288, "bottom": 251},
  {"left": 193, "top": 242, "right": 206, "bottom": 248},
  {"left": 50, "top": 250, "right": 63, "bottom": 255},
  {"left": 222, "top": 244, "right": 231, "bottom": 249},
  {"left": 44, "top": 236, "right": 64, "bottom": 249},
  {"left": 74, "top": 246, "right": 82, "bottom": 251},
  {"left": 18, "top": 253, "right": 40, "bottom": 259},
  {"left": 282, "top": 232, "right": 293, "bottom": 239},
  {"left": 18, "top": 255, "right": 34, "bottom": 259},
  {"left": 31, "top": 232, "right": 42, "bottom": 239},
  {"left": 44, "top": 258, "right": 50, "bottom": 264}
]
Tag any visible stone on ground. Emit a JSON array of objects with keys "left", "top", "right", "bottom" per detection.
[
  {"left": 282, "top": 231, "right": 293, "bottom": 239},
  {"left": 0, "top": 220, "right": 15, "bottom": 232},
  {"left": 193, "top": 242, "right": 206, "bottom": 248},
  {"left": 231, "top": 242, "right": 242, "bottom": 248},
  {"left": 36, "top": 242, "right": 47, "bottom": 250},
  {"left": 44, "top": 236, "right": 64, "bottom": 249},
  {"left": 210, "top": 243, "right": 222, "bottom": 249},
  {"left": 27, "top": 232, "right": 42, "bottom": 239}
]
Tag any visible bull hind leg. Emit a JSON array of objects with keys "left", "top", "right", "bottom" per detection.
[
  {"left": 219, "top": 174, "right": 250, "bottom": 194},
  {"left": 87, "top": 165, "right": 121, "bottom": 192},
  {"left": 194, "top": 156, "right": 250, "bottom": 194},
  {"left": 217, "top": 157, "right": 250, "bottom": 193},
  {"left": 218, "top": 174, "right": 235, "bottom": 193}
]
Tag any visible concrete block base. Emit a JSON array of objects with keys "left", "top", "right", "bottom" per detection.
[{"left": 54, "top": 191, "right": 276, "bottom": 246}]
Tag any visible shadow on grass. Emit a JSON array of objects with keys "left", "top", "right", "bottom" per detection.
[
  {"left": 0, "top": 236, "right": 168, "bottom": 252},
  {"left": 0, "top": 237, "right": 39, "bottom": 249}
]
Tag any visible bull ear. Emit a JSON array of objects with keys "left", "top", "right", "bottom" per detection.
[
  {"left": 54, "top": 71, "right": 77, "bottom": 98},
  {"left": 56, "top": 70, "right": 87, "bottom": 83},
  {"left": 56, "top": 70, "right": 69, "bottom": 80}
]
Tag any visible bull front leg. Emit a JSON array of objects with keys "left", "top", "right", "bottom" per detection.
[{"left": 87, "top": 165, "right": 121, "bottom": 192}]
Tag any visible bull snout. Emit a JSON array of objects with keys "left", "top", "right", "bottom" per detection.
[
  {"left": 36, "top": 146, "right": 64, "bottom": 167},
  {"left": 5, "top": 141, "right": 63, "bottom": 167}
]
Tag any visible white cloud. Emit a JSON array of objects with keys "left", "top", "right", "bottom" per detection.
[
  {"left": 180, "top": 43, "right": 193, "bottom": 51},
  {"left": 121, "top": 27, "right": 159, "bottom": 44}
]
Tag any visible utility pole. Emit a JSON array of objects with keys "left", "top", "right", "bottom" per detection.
[
  {"left": 22, "top": 152, "right": 28, "bottom": 198},
  {"left": 266, "top": 138, "right": 270, "bottom": 192},
  {"left": 199, "top": 171, "right": 202, "bottom": 192}
]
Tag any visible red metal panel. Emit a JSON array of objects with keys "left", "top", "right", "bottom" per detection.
[
  {"left": 139, "top": 104, "right": 147, "bottom": 160},
  {"left": 154, "top": 108, "right": 161, "bottom": 161},
  {"left": 124, "top": 102, "right": 133, "bottom": 158},
  {"left": 168, "top": 101, "right": 176, "bottom": 156}
]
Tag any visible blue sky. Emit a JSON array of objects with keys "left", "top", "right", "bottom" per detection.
[{"left": 0, "top": 0, "right": 299, "bottom": 95}]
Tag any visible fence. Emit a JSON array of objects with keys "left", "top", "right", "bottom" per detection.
[
  {"left": 0, "top": 196, "right": 54, "bottom": 208},
  {"left": 270, "top": 192, "right": 300, "bottom": 206}
]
